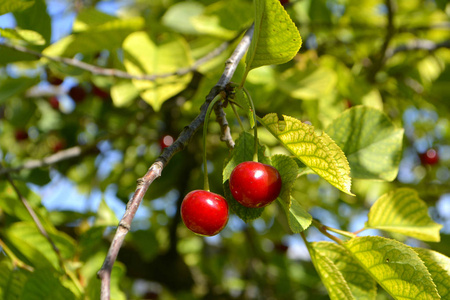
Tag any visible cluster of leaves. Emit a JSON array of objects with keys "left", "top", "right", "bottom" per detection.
[{"left": 0, "top": 0, "right": 449, "bottom": 299}]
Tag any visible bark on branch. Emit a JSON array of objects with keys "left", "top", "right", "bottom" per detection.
[{"left": 97, "top": 24, "right": 254, "bottom": 300}]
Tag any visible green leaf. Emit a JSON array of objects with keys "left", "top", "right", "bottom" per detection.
[
  {"left": 123, "top": 31, "right": 193, "bottom": 111},
  {"left": 5, "top": 222, "right": 76, "bottom": 270},
  {"left": 222, "top": 132, "right": 270, "bottom": 221},
  {"left": 277, "top": 67, "right": 337, "bottom": 100},
  {"left": 313, "top": 242, "right": 376, "bottom": 300},
  {"left": 94, "top": 199, "right": 119, "bottom": 227},
  {"left": 0, "top": 0, "right": 34, "bottom": 16},
  {"left": 110, "top": 80, "right": 139, "bottom": 107},
  {"left": 0, "top": 77, "right": 40, "bottom": 104},
  {"left": 245, "top": 0, "right": 302, "bottom": 71},
  {"left": 308, "top": 243, "right": 355, "bottom": 300},
  {"left": 14, "top": 0, "right": 51, "bottom": 45},
  {"left": 260, "top": 113, "right": 353, "bottom": 195},
  {"left": 326, "top": 106, "right": 404, "bottom": 181},
  {"left": 271, "top": 154, "right": 298, "bottom": 205},
  {"left": 21, "top": 269, "right": 76, "bottom": 300},
  {"left": 43, "top": 10, "right": 145, "bottom": 57},
  {"left": 366, "top": 188, "right": 443, "bottom": 242},
  {"left": 279, "top": 196, "right": 312, "bottom": 233},
  {"left": 191, "top": 0, "right": 253, "bottom": 39},
  {"left": 0, "top": 28, "right": 45, "bottom": 45},
  {"left": 414, "top": 248, "right": 450, "bottom": 299},
  {"left": 344, "top": 236, "right": 440, "bottom": 300},
  {"left": 0, "top": 260, "right": 30, "bottom": 300},
  {"left": 162, "top": 1, "right": 205, "bottom": 35}
]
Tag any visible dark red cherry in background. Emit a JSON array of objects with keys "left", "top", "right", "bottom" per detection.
[
  {"left": 419, "top": 149, "right": 439, "bottom": 165},
  {"left": 92, "top": 85, "right": 110, "bottom": 99},
  {"left": 181, "top": 190, "right": 229, "bottom": 236},
  {"left": 14, "top": 129, "right": 29, "bottom": 141},
  {"left": 46, "top": 69, "right": 64, "bottom": 86},
  {"left": 69, "top": 85, "right": 87, "bottom": 103},
  {"left": 49, "top": 96, "right": 59, "bottom": 110},
  {"left": 229, "top": 161, "right": 282, "bottom": 208},
  {"left": 279, "top": 0, "right": 289, "bottom": 6}
]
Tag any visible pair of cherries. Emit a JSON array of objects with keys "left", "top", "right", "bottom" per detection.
[{"left": 181, "top": 161, "right": 282, "bottom": 236}]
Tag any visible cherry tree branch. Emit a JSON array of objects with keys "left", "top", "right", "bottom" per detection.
[
  {"left": 214, "top": 101, "right": 235, "bottom": 149},
  {"left": 0, "top": 145, "right": 97, "bottom": 176},
  {"left": 367, "top": 0, "right": 397, "bottom": 82},
  {"left": 97, "top": 24, "right": 254, "bottom": 300},
  {"left": 0, "top": 31, "right": 241, "bottom": 81},
  {"left": 385, "top": 39, "right": 450, "bottom": 59}
]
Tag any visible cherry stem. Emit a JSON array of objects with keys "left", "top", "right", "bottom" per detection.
[
  {"left": 353, "top": 227, "right": 367, "bottom": 235},
  {"left": 203, "top": 94, "right": 222, "bottom": 192},
  {"left": 311, "top": 220, "right": 344, "bottom": 245},
  {"left": 230, "top": 102, "right": 245, "bottom": 131},
  {"left": 242, "top": 87, "right": 258, "bottom": 162},
  {"left": 312, "top": 219, "right": 357, "bottom": 239}
]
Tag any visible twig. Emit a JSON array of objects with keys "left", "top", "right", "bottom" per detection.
[
  {"left": 214, "top": 100, "right": 235, "bottom": 149},
  {"left": 0, "top": 31, "right": 241, "bottom": 81},
  {"left": 385, "top": 39, "right": 450, "bottom": 59},
  {"left": 0, "top": 145, "right": 96, "bottom": 175},
  {"left": 97, "top": 24, "right": 254, "bottom": 300},
  {"left": 2, "top": 167, "right": 66, "bottom": 272},
  {"left": 367, "top": 0, "right": 396, "bottom": 82}
]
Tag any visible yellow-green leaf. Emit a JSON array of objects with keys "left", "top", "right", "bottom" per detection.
[
  {"left": 326, "top": 106, "right": 404, "bottom": 181},
  {"left": 245, "top": 0, "right": 302, "bottom": 71},
  {"left": 260, "top": 113, "right": 353, "bottom": 195},
  {"left": 415, "top": 248, "right": 450, "bottom": 299},
  {"left": 0, "top": 28, "right": 45, "bottom": 45},
  {"left": 366, "top": 188, "right": 443, "bottom": 242},
  {"left": 0, "top": 0, "right": 34, "bottom": 16},
  {"left": 191, "top": 0, "right": 253, "bottom": 39},
  {"left": 123, "top": 32, "right": 193, "bottom": 111},
  {"left": 277, "top": 67, "right": 337, "bottom": 100},
  {"left": 110, "top": 80, "right": 139, "bottom": 107},
  {"left": 308, "top": 243, "right": 355, "bottom": 300},
  {"left": 313, "top": 242, "right": 376, "bottom": 300},
  {"left": 344, "top": 236, "right": 440, "bottom": 300}
]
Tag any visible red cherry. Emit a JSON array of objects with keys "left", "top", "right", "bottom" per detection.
[
  {"left": 46, "top": 69, "right": 64, "bottom": 86},
  {"left": 49, "top": 96, "right": 59, "bottom": 110},
  {"left": 159, "top": 135, "right": 174, "bottom": 150},
  {"left": 14, "top": 129, "right": 28, "bottom": 141},
  {"left": 69, "top": 85, "right": 87, "bottom": 103},
  {"left": 92, "top": 85, "right": 110, "bottom": 99},
  {"left": 181, "top": 190, "right": 229, "bottom": 236},
  {"left": 51, "top": 140, "right": 65, "bottom": 153},
  {"left": 229, "top": 161, "right": 282, "bottom": 208},
  {"left": 419, "top": 149, "right": 439, "bottom": 165},
  {"left": 279, "top": 0, "right": 289, "bottom": 6}
]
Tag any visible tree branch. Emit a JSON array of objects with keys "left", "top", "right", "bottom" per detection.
[
  {"left": 97, "top": 24, "right": 254, "bottom": 300},
  {"left": 0, "top": 31, "right": 242, "bottom": 81},
  {"left": 214, "top": 101, "right": 235, "bottom": 149},
  {"left": 367, "top": 0, "right": 397, "bottom": 82},
  {"left": 0, "top": 145, "right": 97, "bottom": 176},
  {"left": 385, "top": 39, "right": 450, "bottom": 59}
]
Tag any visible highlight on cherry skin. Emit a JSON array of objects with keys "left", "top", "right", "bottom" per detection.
[
  {"left": 229, "top": 161, "right": 282, "bottom": 208},
  {"left": 181, "top": 190, "right": 229, "bottom": 236}
]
